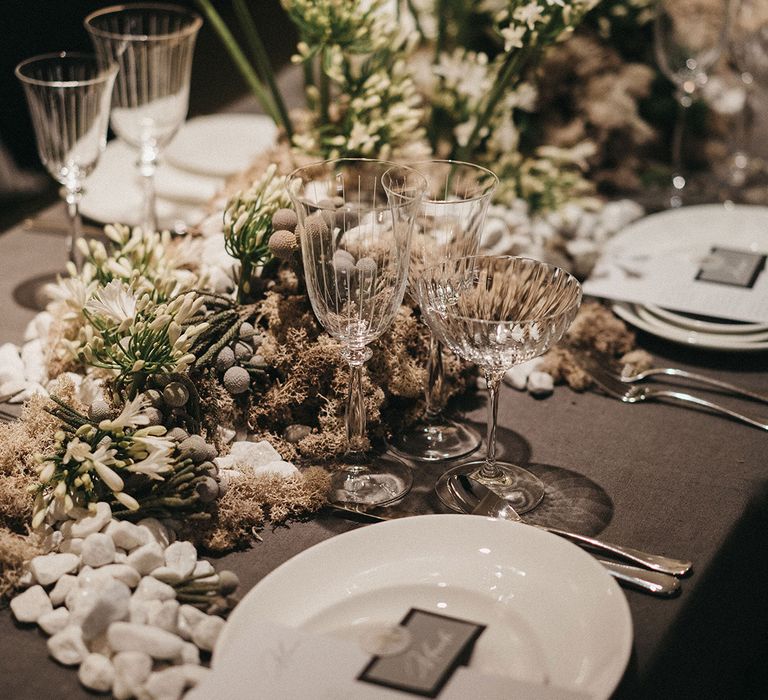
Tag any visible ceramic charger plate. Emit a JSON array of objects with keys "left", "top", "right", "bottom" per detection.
[{"left": 215, "top": 514, "right": 633, "bottom": 699}]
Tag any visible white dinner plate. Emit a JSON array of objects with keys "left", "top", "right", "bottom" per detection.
[
  {"left": 215, "top": 514, "right": 632, "bottom": 699},
  {"left": 164, "top": 113, "right": 278, "bottom": 177},
  {"left": 81, "top": 140, "right": 223, "bottom": 231},
  {"left": 613, "top": 302, "right": 768, "bottom": 351},
  {"left": 643, "top": 304, "right": 768, "bottom": 335}
]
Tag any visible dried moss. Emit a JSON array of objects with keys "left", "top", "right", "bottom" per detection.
[{"left": 0, "top": 527, "right": 40, "bottom": 601}]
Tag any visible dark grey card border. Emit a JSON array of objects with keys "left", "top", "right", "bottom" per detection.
[
  {"left": 694, "top": 246, "right": 767, "bottom": 289},
  {"left": 357, "top": 608, "right": 486, "bottom": 698}
]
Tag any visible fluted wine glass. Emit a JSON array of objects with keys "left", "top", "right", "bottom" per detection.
[
  {"left": 85, "top": 3, "right": 202, "bottom": 234},
  {"left": 418, "top": 256, "right": 581, "bottom": 513},
  {"left": 289, "top": 158, "right": 427, "bottom": 506},
  {"left": 654, "top": 0, "right": 730, "bottom": 207},
  {"left": 389, "top": 160, "right": 497, "bottom": 462},
  {"left": 15, "top": 53, "right": 117, "bottom": 271}
]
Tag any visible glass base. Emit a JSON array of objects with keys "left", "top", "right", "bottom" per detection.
[
  {"left": 436, "top": 459, "right": 545, "bottom": 515},
  {"left": 330, "top": 453, "right": 413, "bottom": 507},
  {"left": 388, "top": 417, "right": 481, "bottom": 462}
]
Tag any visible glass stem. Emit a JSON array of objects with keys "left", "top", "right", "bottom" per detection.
[
  {"left": 343, "top": 347, "right": 372, "bottom": 461},
  {"left": 138, "top": 144, "right": 159, "bottom": 234},
  {"left": 671, "top": 89, "right": 692, "bottom": 206},
  {"left": 64, "top": 184, "right": 84, "bottom": 271},
  {"left": 424, "top": 333, "right": 446, "bottom": 420},
  {"left": 479, "top": 368, "right": 505, "bottom": 480}
]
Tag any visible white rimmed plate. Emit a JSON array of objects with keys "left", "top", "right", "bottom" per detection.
[
  {"left": 164, "top": 113, "right": 278, "bottom": 177},
  {"left": 643, "top": 304, "right": 768, "bottom": 335},
  {"left": 614, "top": 303, "right": 768, "bottom": 351},
  {"left": 215, "top": 514, "right": 632, "bottom": 699}
]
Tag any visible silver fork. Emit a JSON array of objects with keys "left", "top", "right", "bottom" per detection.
[
  {"left": 572, "top": 348, "right": 768, "bottom": 405},
  {"left": 578, "top": 352, "right": 768, "bottom": 431}
]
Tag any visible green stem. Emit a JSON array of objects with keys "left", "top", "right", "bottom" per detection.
[
  {"left": 194, "top": 0, "right": 284, "bottom": 129},
  {"left": 232, "top": 0, "right": 293, "bottom": 139}
]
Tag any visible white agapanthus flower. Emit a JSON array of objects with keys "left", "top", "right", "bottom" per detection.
[
  {"left": 98, "top": 394, "right": 150, "bottom": 432},
  {"left": 85, "top": 279, "right": 138, "bottom": 325}
]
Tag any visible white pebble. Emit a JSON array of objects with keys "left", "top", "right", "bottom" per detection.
[
  {"left": 127, "top": 542, "right": 165, "bottom": 575},
  {"left": 49, "top": 574, "right": 77, "bottom": 606},
  {"left": 192, "top": 560, "right": 214, "bottom": 578},
  {"left": 38, "top": 607, "right": 70, "bottom": 635},
  {"left": 151, "top": 566, "right": 183, "bottom": 585},
  {"left": 191, "top": 614, "right": 225, "bottom": 652},
  {"left": 177, "top": 604, "right": 207, "bottom": 641},
  {"left": 78, "top": 653, "right": 114, "bottom": 692},
  {"left": 134, "top": 576, "right": 176, "bottom": 602},
  {"left": 16, "top": 570, "right": 34, "bottom": 588},
  {"left": 112, "top": 651, "right": 152, "bottom": 700},
  {"left": 76, "top": 578, "right": 131, "bottom": 641},
  {"left": 143, "top": 666, "right": 186, "bottom": 700},
  {"left": 107, "top": 622, "right": 185, "bottom": 659},
  {"left": 504, "top": 357, "right": 543, "bottom": 390},
  {"left": 177, "top": 641, "right": 200, "bottom": 665},
  {"left": 29, "top": 552, "right": 79, "bottom": 586},
  {"left": 80, "top": 532, "right": 116, "bottom": 568},
  {"left": 129, "top": 597, "right": 151, "bottom": 625},
  {"left": 114, "top": 550, "right": 128, "bottom": 564},
  {"left": 527, "top": 370, "right": 554, "bottom": 397},
  {"left": 146, "top": 599, "right": 179, "bottom": 634},
  {"left": 97, "top": 564, "right": 141, "bottom": 589},
  {"left": 10, "top": 585, "right": 52, "bottom": 623},
  {"left": 214, "top": 439, "right": 281, "bottom": 471},
  {"left": 253, "top": 460, "right": 299, "bottom": 478},
  {"left": 59, "top": 537, "right": 83, "bottom": 556},
  {"left": 111, "top": 520, "right": 149, "bottom": 551},
  {"left": 137, "top": 518, "right": 171, "bottom": 548},
  {"left": 164, "top": 541, "right": 197, "bottom": 578},
  {"left": 179, "top": 664, "right": 209, "bottom": 687},
  {"left": 47, "top": 625, "right": 89, "bottom": 666},
  {"left": 476, "top": 376, "right": 487, "bottom": 390},
  {"left": 70, "top": 502, "right": 112, "bottom": 538}
]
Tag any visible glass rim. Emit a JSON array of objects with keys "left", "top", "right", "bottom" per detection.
[
  {"left": 421, "top": 254, "right": 582, "bottom": 326},
  {"left": 15, "top": 52, "right": 118, "bottom": 88},
  {"left": 406, "top": 159, "right": 499, "bottom": 205},
  {"left": 288, "top": 157, "right": 428, "bottom": 213},
  {"left": 84, "top": 3, "right": 203, "bottom": 41}
]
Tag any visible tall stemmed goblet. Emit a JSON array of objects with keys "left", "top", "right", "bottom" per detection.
[
  {"left": 289, "top": 159, "right": 427, "bottom": 506},
  {"left": 85, "top": 3, "right": 202, "bottom": 234},
  {"left": 418, "top": 256, "right": 581, "bottom": 513},
  {"left": 389, "top": 160, "right": 498, "bottom": 462},
  {"left": 654, "top": 0, "right": 730, "bottom": 207},
  {"left": 15, "top": 53, "right": 117, "bottom": 273}
]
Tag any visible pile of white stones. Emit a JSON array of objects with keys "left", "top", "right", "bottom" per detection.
[{"left": 10, "top": 502, "right": 229, "bottom": 699}]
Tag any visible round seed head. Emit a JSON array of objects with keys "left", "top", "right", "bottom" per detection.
[
  {"left": 356, "top": 257, "right": 377, "bottom": 275},
  {"left": 268, "top": 229, "right": 299, "bottom": 261},
  {"left": 166, "top": 427, "right": 189, "bottom": 442},
  {"left": 223, "top": 365, "right": 250, "bottom": 395},
  {"left": 144, "top": 407, "right": 164, "bottom": 426},
  {"left": 88, "top": 400, "right": 111, "bottom": 423},
  {"left": 179, "top": 435, "right": 214, "bottom": 463},
  {"left": 247, "top": 353, "right": 268, "bottom": 370},
  {"left": 335, "top": 208, "right": 358, "bottom": 231},
  {"left": 233, "top": 341, "right": 252, "bottom": 362},
  {"left": 238, "top": 322, "right": 255, "bottom": 339},
  {"left": 333, "top": 249, "right": 356, "bottom": 273},
  {"left": 283, "top": 424, "right": 312, "bottom": 444},
  {"left": 271, "top": 208, "right": 298, "bottom": 233},
  {"left": 163, "top": 382, "right": 190, "bottom": 408},
  {"left": 215, "top": 345, "right": 236, "bottom": 373},
  {"left": 303, "top": 212, "right": 329, "bottom": 246}
]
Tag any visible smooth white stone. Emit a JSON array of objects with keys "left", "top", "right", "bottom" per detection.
[
  {"left": 78, "top": 653, "right": 115, "bottom": 693},
  {"left": 10, "top": 585, "right": 52, "bottom": 623},
  {"left": 137, "top": 518, "right": 171, "bottom": 548},
  {"left": 49, "top": 574, "right": 77, "bottom": 607},
  {"left": 112, "top": 650, "right": 153, "bottom": 700},
  {"left": 216, "top": 468, "right": 242, "bottom": 495},
  {"left": 111, "top": 520, "right": 149, "bottom": 551},
  {"left": 80, "top": 532, "right": 116, "bottom": 568},
  {"left": 88, "top": 631, "right": 112, "bottom": 657},
  {"left": 17, "top": 571, "right": 34, "bottom": 588},
  {"left": 9, "top": 381, "right": 46, "bottom": 403},
  {"left": 177, "top": 605, "right": 207, "bottom": 642},
  {"left": 129, "top": 597, "right": 150, "bottom": 625},
  {"left": 253, "top": 460, "right": 299, "bottom": 478},
  {"left": 47, "top": 625, "right": 88, "bottom": 666},
  {"left": 177, "top": 641, "right": 200, "bottom": 665},
  {"left": 0, "top": 378, "right": 25, "bottom": 399},
  {"left": 97, "top": 564, "right": 141, "bottom": 589},
  {"left": 59, "top": 537, "right": 83, "bottom": 556},
  {"left": 151, "top": 566, "right": 183, "bottom": 585},
  {"left": 164, "top": 541, "right": 197, "bottom": 578},
  {"left": 192, "top": 560, "right": 214, "bottom": 578},
  {"left": 107, "top": 622, "right": 185, "bottom": 659},
  {"left": 70, "top": 503, "right": 112, "bottom": 538},
  {"left": 191, "top": 614, "right": 225, "bottom": 652},
  {"left": 214, "top": 439, "right": 281, "bottom": 471},
  {"left": 0, "top": 343, "right": 25, "bottom": 384},
  {"left": 38, "top": 606, "right": 70, "bottom": 635},
  {"left": 476, "top": 376, "right": 487, "bottom": 390},
  {"left": 77, "top": 578, "right": 131, "bottom": 641},
  {"left": 29, "top": 552, "right": 79, "bottom": 586},
  {"left": 147, "top": 599, "right": 179, "bottom": 634},
  {"left": 21, "top": 338, "right": 47, "bottom": 385},
  {"left": 114, "top": 551, "right": 128, "bottom": 564},
  {"left": 527, "top": 371, "right": 555, "bottom": 397},
  {"left": 24, "top": 311, "right": 52, "bottom": 343},
  {"left": 40, "top": 528, "right": 63, "bottom": 554},
  {"left": 134, "top": 576, "right": 176, "bottom": 602},
  {"left": 127, "top": 542, "right": 165, "bottom": 575},
  {"left": 143, "top": 667, "right": 186, "bottom": 700},
  {"left": 504, "top": 365, "right": 529, "bottom": 391},
  {"left": 180, "top": 664, "right": 209, "bottom": 687}
]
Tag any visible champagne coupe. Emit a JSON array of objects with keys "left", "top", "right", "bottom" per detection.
[
  {"left": 289, "top": 159, "right": 427, "bottom": 506},
  {"left": 654, "top": 0, "right": 730, "bottom": 207},
  {"left": 85, "top": 3, "right": 202, "bottom": 234},
  {"left": 418, "top": 256, "right": 581, "bottom": 513},
  {"left": 389, "top": 160, "right": 498, "bottom": 462},
  {"left": 15, "top": 53, "right": 117, "bottom": 272}
]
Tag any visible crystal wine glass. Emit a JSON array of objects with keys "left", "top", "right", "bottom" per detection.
[
  {"left": 289, "top": 158, "right": 427, "bottom": 506},
  {"left": 418, "top": 255, "right": 582, "bottom": 513},
  {"left": 15, "top": 52, "right": 117, "bottom": 271},
  {"left": 85, "top": 3, "right": 202, "bottom": 234},
  {"left": 654, "top": 0, "right": 731, "bottom": 207},
  {"left": 389, "top": 160, "right": 498, "bottom": 462}
]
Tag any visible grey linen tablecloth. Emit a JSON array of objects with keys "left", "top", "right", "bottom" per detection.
[{"left": 0, "top": 205, "right": 767, "bottom": 699}]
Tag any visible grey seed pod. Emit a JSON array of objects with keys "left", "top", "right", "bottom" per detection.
[
  {"left": 317, "top": 198, "right": 338, "bottom": 210},
  {"left": 163, "top": 382, "right": 189, "bottom": 408},
  {"left": 335, "top": 208, "right": 358, "bottom": 231},
  {"left": 195, "top": 476, "right": 220, "bottom": 503},
  {"left": 332, "top": 196, "right": 345, "bottom": 208},
  {"left": 283, "top": 424, "right": 312, "bottom": 444},
  {"left": 144, "top": 389, "right": 164, "bottom": 407},
  {"left": 223, "top": 365, "right": 250, "bottom": 395},
  {"left": 247, "top": 353, "right": 268, "bottom": 370},
  {"left": 356, "top": 257, "right": 377, "bottom": 274},
  {"left": 216, "top": 345, "right": 236, "bottom": 373},
  {"left": 179, "top": 435, "right": 212, "bottom": 463},
  {"left": 88, "top": 399, "right": 111, "bottom": 423},
  {"left": 304, "top": 212, "right": 329, "bottom": 244},
  {"left": 166, "top": 427, "right": 189, "bottom": 442},
  {"left": 217, "top": 570, "right": 240, "bottom": 595},
  {"left": 251, "top": 333, "right": 266, "bottom": 350},
  {"left": 233, "top": 341, "right": 252, "bottom": 362},
  {"left": 238, "top": 322, "right": 255, "bottom": 339},
  {"left": 144, "top": 407, "right": 164, "bottom": 426},
  {"left": 268, "top": 229, "right": 299, "bottom": 260},
  {"left": 199, "top": 460, "right": 218, "bottom": 477},
  {"left": 333, "top": 249, "right": 356, "bottom": 272},
  {"left": 271, "top": 208, "right": 298, "bottom": 233}
]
